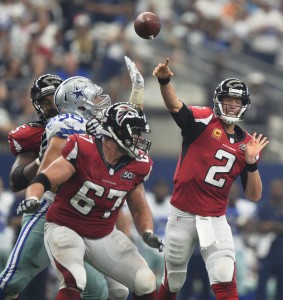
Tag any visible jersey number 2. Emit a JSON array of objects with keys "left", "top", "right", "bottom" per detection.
[{"left": 204, "top": 149, "right": 236, "bottom": 188}]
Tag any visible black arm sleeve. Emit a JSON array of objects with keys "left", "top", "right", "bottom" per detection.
[
  {"left": 10, "top": 166, "right": 31, "bottom": 191},
  {"left": 169, "top": 102, "right": 194, "bottom": 136}
]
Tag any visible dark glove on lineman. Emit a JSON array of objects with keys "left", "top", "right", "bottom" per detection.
[
  {"left": 17, "top": 197, "right": 41, "bottom": 215},
  {"left": 142, "top": 231, "right": 164, "bottom": 252},
  {"left": 86, "top": 118, "right": 102, "bottom": 138}
]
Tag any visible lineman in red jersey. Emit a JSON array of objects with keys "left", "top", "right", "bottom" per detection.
[
  {"left": 23, "top": 102, "right": 164, "bottom": 300},
  {"left": 153, "top": 59, "right": 269, "bottom": 300}
]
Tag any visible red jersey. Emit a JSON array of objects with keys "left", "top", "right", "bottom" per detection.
[
  {"left": 170, "top": 105, "right": 253, "bottom": 217},
  {"left": 8, "top": 122, "right": 45, "bottom": 156},
  {"left": 47, "top": 134, "right": 153, "bottom": 238}
]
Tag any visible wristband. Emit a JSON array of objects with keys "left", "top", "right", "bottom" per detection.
[
  {"left": 158, "top": 77, "right": 170, "bottom": 85},
  {"left": 35, "top": 158, "right": 41, "bottom": 166},
  {"left": 143, "top": 229, "right": 153, "bottom": 234},
  {"left": 246, "top": 162, "right": 258, "bottom": 172},
  {"left": 129, "top": 88, "right": 144, "bottom": 105},
  {"left": 28, "top": 196, "right": 40, "bottom": 202},
  {"left": 29, "top": 173, "right": 51, "bottom": 192}
]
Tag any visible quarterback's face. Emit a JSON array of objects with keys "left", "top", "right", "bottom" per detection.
[{"left": 221, "top": 97, "right": 242, "bottom": 117}]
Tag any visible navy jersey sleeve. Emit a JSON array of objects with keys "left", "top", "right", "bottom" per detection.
[{"left": 169, "top": 102, "right": 194, "bottom": 135}]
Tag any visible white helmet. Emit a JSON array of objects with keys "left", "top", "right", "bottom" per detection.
[{"left": 54, "top": 76, "right": 111, "bottom": 119}]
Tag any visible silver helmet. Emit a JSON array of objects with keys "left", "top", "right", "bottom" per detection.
[{"left": 54, "top": 76, "right": 111, "bottom": 119}]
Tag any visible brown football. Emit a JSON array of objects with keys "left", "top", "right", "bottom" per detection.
[{"left": 134, "top": 12, "right": 161, "bottom": 40}]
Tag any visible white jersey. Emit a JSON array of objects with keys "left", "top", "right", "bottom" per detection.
[{"left": 43, "top": 113, "right": 87, "bottom": 203}]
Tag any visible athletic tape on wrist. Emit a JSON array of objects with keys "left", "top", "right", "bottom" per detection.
[{"left": 129, "top": 88, "right": 144, "bottom": 105}]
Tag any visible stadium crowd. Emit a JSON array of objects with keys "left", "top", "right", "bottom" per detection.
[
  {"left": 1, "top": 0, "right": 283, "bottom": 152},
  {"left": 0, "top": 0, "right": 283, "bottom": 300}
]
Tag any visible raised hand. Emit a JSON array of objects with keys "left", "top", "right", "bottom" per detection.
[
  {"left": 245, "top": 133, "right": 269, "bottom": 164},
  {"left": 153, "top": 58, "right": 174, "bottom": 79},
  {"left": 124, "top": 56, "right": 144, "bottom": 89}
]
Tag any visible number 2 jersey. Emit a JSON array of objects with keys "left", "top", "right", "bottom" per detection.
[
  {"left": 46, "top": 133, "right": 153, "bottom": 239},
  {"left": 170, "top": 104, "right": 254, "bottom": 217}
]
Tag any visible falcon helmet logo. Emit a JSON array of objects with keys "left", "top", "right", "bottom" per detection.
[{"left": 114, "top": 104, "right": 140, "bottom": 126}]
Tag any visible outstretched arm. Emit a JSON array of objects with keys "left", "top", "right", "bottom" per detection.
[
  {"left": 17, "top": 156, "right": 75, "bottom": 215},
  {"left": 153, "top": 58, "right": 183, "bottom": 113},
  {"left": 125, "top": 56, "right": 144, "bottom": 110}
]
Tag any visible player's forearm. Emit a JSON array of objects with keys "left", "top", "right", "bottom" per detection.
[
  {"left": 160, "top": 82, "right": 183, "bottom": 113},
  {"left": 9, "top": 154, "right": 39, "bottom": 192},
  {"left": 129, "top": 87, "right": 144, "bottom": 110},
  {"left": 131, "top": 207, "right": 154, "bottom": 236},
  {"left": 26, "top": 182, "right": 46, "bottom": 200},
  {"left": 245, "top": 171, "right": 262, "bottom": 201}
]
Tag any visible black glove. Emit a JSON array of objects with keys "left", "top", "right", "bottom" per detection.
[
  {"left": 17, "top": 198, "right": 41, "bottom": 215},
  {"left": 142, "top": 231, "right": 164, "bottom": 252}
]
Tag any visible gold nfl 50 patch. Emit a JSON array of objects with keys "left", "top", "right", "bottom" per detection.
[{"left": 211, "top": 128, "right": 222, "bottom": 140}]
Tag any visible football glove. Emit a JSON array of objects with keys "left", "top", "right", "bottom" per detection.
[
  {"left": 124, "top": 56, "right": 144, "bottom": 89},
  {"left": 142, "top": 231, "right": 164, "bottom": 252},
  {"left": 86, "top": 118, "right": 102, "bottom": 138},
  {"left": 17, "top": 197, "right": 41, "bottom": 215}
]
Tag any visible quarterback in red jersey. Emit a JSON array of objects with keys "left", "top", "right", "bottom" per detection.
[
  {"left": 24, "top": 102, "right": 163, "bottom": 300},
  {"left": 153, "top": 59, "right": 269, "bottom": 300}
]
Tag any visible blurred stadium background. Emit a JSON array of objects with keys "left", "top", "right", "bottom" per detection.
[{"left": 0, "top": 0, "right": 283, "bottom": 299}]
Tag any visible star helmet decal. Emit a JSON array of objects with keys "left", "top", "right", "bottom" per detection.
[
  {"left": 114, "top": 104, "right": 140, "bottom": 126},
  {"left": 68, "top": 83, "right": 87, "bottom": 103}
]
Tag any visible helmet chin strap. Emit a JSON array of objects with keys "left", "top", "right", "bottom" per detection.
[
  {"left": 105, "top": 126, "right": 135, "bottom": 158},
  {"left": 220, "top": 115, "right": 241, "bottom": 125}
]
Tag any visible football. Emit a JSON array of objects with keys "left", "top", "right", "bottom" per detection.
[{"left": 134, "top": 12, "right": 161, "bottom": 40}]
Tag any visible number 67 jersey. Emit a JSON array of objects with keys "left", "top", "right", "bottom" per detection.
[
  {"left": 46, "top": 133, "right": 153, "bottom": 239},
  {"left": 170, "top": 105, "right": 254, "bottom": 217}
]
